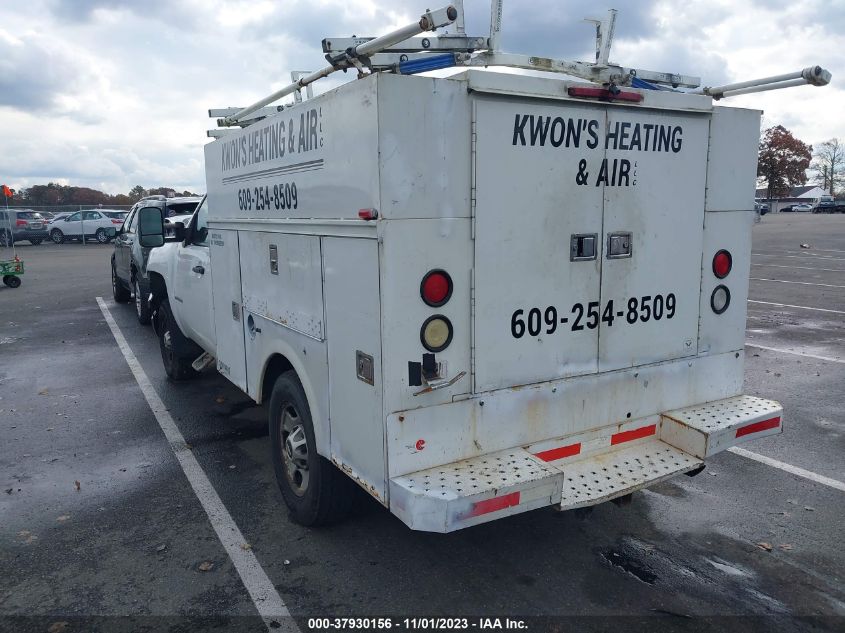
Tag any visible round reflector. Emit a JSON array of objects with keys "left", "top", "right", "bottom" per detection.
[
  {"left": 420, "top": 269, "right": 453, "bottom": 307},
  {"left": 420, "top": 315, "right": 453, "bottom": 352},
  {"left": 712, "top": 250, "right": 732, "bottom": 279},
  {"left": 711, "top": 284, "right": 731, "bottom": 314}
]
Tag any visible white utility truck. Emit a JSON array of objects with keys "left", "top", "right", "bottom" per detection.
[{"left": 141, "top": 3, "right": 830, "bottom": 532}]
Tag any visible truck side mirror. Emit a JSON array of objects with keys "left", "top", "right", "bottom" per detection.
[{"left": 137, "top": 207, "right": 165, "bottom": 248}]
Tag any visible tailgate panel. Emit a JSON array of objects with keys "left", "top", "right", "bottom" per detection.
[
  {"left": 473, "top": 97, "right": 606, "bottom": 393},
  {"left": 598, "top": 108, "right": 709, "bottom": 370}
]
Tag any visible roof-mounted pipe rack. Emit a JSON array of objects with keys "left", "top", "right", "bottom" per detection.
[
  {"left": 696, "top": 65, "right": 832, "bottom": 100},
  {"left": 209, "top": 2, "right": 832, "bottom": 135},
  {"left": 219, "top": 5, "right": 458, "bottom": 127}
]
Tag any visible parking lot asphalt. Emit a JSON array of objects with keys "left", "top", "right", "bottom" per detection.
[{"left": 1, "top": 216, "right": 843, "bottom": 633}]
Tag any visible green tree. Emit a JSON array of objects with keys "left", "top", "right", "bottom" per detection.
[
  {"left": 128, "top": 185, "right": 147, "bottom": 202},
  {"left": 757, "top": 126, "right": 812, "bottom": 199}
]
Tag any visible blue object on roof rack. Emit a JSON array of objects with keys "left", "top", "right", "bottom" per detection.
[
  {"left": 631, "top": 76, "right": 677, "bottom": 91},
  {"left": 398, "top": 53, "right": 458, "bottom": 75}
]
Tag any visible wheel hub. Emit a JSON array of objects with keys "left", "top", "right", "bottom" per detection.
[{"left": 281, "top": 405, "right": 309, "bottom": 496}]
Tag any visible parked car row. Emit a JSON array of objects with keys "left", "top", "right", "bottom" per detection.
[{"left": 1, "top": 197, "right": 202, "bottom": 247}]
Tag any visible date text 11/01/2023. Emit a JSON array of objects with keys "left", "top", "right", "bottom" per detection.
[
  {"left": 510, "top": 293, "right": 677, "bottom": 339},
  {"left": 237, "top": 182, "right": 298, "bottom": 212}
]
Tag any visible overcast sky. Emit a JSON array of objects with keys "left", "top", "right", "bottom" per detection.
[{"left": 1, "top": 0, "right": 842, "bottom": 195}]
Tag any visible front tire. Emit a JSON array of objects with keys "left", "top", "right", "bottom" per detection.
[
  {"left": 0, "top": 231, "right": 12, "bottom": 247},
  {"left": 112, "top": 261, "right": 131, "bottom": 303},
  {"left": 95, "top": 228, "right": 110, "bottom": 244},
  {"left": 269, "top": 370, "right": 356, "bottom": 526},
  {"left": 3, "top": 275, "right": 21, "bottom": 288},
  {"left": 50, "top": 229, "right": 64, "bottom": 244},
  {"left": 134, "top": 277, "right": 152, "bottom": 325},
  {"left": 157, "top": 299, "right": 197, "bottom": 381}
]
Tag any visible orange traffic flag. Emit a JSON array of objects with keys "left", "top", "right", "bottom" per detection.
[{"left": 1, "top": 185, "right": 11, "bottom": 198}]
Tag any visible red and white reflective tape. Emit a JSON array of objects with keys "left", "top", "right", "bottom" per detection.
[
  {"left": 533, "top": 442, "right": 581, "bottom": 462},
  {"left": 532, "top": 423, "right": 657, "bottom": 463},
  {"left": 467, "top": 491, "right": 521, "bottom": 517},
  {"left": 735, "top": 416, "right": 781, "bottom": 438}
]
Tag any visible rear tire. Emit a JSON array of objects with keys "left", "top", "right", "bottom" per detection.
[
  {"left": 269, "top": 370, "right": 356, "bottom": 526},
  {"left": 157, "top": 299, "right": 197, "bottom": 381},
  {"left": 134, "top": 277, "right": 152, "bottom": 325},
  {"left": 3, "top": 275, "right": 21, "bottom": 288},
  {"left": 112, "top": 261, "right": 131, "bottom": 303},
  {"left": 50, "top": 229, "right": 64, "bottom": 244}
]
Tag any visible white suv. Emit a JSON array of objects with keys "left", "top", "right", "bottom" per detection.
[{"left": 49, "top": 209, "right": 126, "bottom": 244}]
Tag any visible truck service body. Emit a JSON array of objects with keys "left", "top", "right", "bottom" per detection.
[{"left": 145, "top": 68, "right": 785, "bottom": 532}]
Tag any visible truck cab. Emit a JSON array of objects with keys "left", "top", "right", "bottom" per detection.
[{"left": 145, "top": 197, "right": 215, "bottom": 375}]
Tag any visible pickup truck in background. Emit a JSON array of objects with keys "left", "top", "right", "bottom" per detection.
[{"left": 813, "top": 194, "right": 845, "bottom": 212}]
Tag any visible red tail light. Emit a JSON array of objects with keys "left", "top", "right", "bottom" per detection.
[
  {"left": 111, "top": 219, "right": 123, "bottom": 224},
  {"left": 420, "top": 269, "right": 452, "bottom": 307},
  {"left": 713, "top": 250, "right": 732, "bottom": 278},
  {"left": 16, "top": 219, "right": 27, "bottom": 226}
]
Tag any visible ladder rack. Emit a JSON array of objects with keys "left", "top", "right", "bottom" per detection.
[{"left": 209, "top": 1, "right": 832, "bottom": 134}]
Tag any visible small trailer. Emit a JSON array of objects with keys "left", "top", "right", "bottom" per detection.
[{"left": 143, "top": 2, "right": 831, "bottom": 532}]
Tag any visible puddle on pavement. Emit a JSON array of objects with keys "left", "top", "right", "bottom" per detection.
[{"left": 601, "top": 549, "right": 658, "bottom": 585}]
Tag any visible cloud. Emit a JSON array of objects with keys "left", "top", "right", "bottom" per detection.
[{"left": 1, "top": 0, "right": 843, "bottom": 196}]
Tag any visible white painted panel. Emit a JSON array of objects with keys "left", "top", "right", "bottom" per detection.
[
  {"left": 242, "top": 313, "right": 331, "bottom": 455},
  {"left": 697, "top": 211, "right": 753, "bottom": 356},
  {"left": 387, "top": 351, "right": 743, "bottom": 478},
  {"left": 472, "top": 96, "right": 607, "bottom": 392},
  {"left": 377, "top": 74, "right": 471, "bottom": 220},
  {"left": 598, "top": 108, "right": 710, "bottom": 371},
  {"left": 239, "top": 232, "right": 324, "bottom": 340},
  {"left": 209, "top": 229, "right": 247, "bottom": 391},
  {"left": 705, "top": 107, "right": 762, "bottom": 212},
  {"left": 379, "top": 218, "right": 473, "bottom": 416},
  {"left": 205, "top": 76, "right": 380, "bottom": 222},
  {"left": 323, "top": 237, "right": 386, "bottom": 502}
]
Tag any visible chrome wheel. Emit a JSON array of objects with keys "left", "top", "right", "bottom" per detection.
[
  {"left": 96, "top": 228, "right": 109, "bottom": 243},
  {"left": 281, "top": 404, "right": 310, "bottom": 496}
]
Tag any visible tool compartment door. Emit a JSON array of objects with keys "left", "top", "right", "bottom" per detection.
[
  {"left": 209, "top": 228, "right": 247, "bottom": 390},
  {"left": 598, "top": 108, "right": 709, "bottom": 371},
  {"left": 473, "top": 97, "right": 606, "bottom": 393}
]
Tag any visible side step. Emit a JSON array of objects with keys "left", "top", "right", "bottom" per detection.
[
  {"left": 661, "top": 395, "right": 783, "bottom": 458},
  {"left": 191, "top": 351, "right": 215, "bottom": 372}
]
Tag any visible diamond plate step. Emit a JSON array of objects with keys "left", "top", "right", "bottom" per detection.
[
  {"left": 559, "top": 439, "right": 702, "bottom": 509},
  {"left": 661, "top": 395, "right": 783, "bottom": 458}
]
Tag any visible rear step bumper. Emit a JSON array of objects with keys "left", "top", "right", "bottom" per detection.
[{"left": 389, "top": 395, "right": 782, "bottom": 532}]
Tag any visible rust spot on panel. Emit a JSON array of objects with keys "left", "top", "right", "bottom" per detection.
[{"left": 331, "top": 456, "right": 384, "bottom": 503}]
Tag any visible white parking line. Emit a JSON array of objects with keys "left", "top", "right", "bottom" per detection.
[
  {"left": 96, "top": 297, "right": 296, "bottom": 632},
  {"left": 749, "top": 277, "right": 845, "bottom": 289},
  {"left": 747, "top": 300, "right": 845, "bottom": 315},
  {"left": 729, "top": 447, "right": 845, "bottom": 493},
  {"left": 746, "top": 343, "right": 845, "bottom": 364},
  {"left": 751, "top": 263, "right": 845, "bottom": 273}
]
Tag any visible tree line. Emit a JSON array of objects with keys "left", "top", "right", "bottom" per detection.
[
  {"left": 758, "top": 127, "right": 843, "bottom": 199},
  {"left": 3, "top": 183, "right": 201, "bottom": 208}
]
